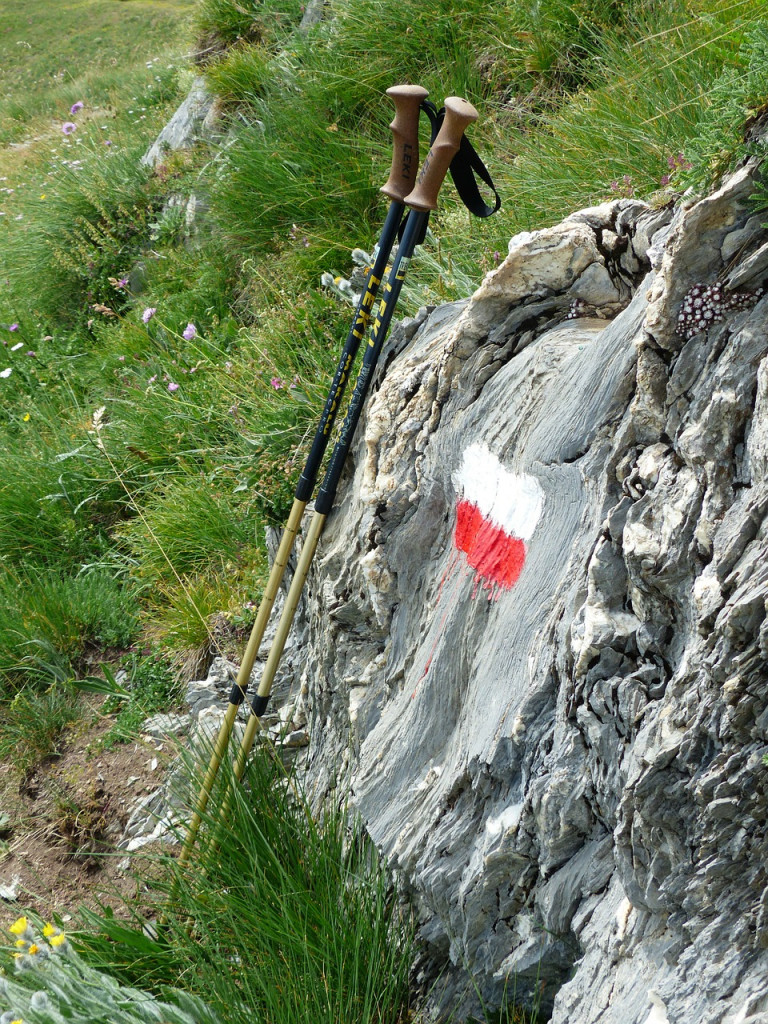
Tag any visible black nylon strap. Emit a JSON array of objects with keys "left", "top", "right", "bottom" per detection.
[
  {"left": 415, "top": 100, "right": 501, "bottom": 219},
  {"left": 450, "top": 134, "right": 501, "bottom": 218}
]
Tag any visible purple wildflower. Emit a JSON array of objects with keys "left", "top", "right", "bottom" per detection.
[
  {"left": 70, "top": 101, "right": 84, "bottom": 114},
  {"left": 270, "top": 376, "right": 284, "bottom": 390},
  {"left": 142, "top": 307, "right": 156, "bottom": 323},
  {"left": 182, "top": 322, "right": 197, "bottom": 341},
  {"left": 9, "top": 323, "right": 19, "bottom": 332},
  {"left": 62, "top": 122, "right": 76, "bottom": 135},
  {"left": 148, "top": 374, "right": 157, "bottom": 384},
  {"left": 168, "top": 382, "right": 179, "bottom": 392}
]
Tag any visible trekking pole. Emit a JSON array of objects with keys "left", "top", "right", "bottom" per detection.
[
  {"left": 219, "top": 97, "right": 480, "bottom": 811},
  {"left": 176, "top": 85, "right": 428, "bottom": 868}
]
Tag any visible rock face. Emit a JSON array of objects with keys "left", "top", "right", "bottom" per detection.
[
  {"left": 290, "top": 158, "right": 768, "bottom": 1023},
  {"left": 141, "top": 77, "right": 219, "bottom": 168}
]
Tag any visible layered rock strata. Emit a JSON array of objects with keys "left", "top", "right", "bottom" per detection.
[{"left": 292, "top": 162, "right": 768, "bottom": 1024}]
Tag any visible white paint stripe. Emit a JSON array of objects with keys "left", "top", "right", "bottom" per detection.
[{"left": 453, "top": 443, "right": 544, "bottom": 541}]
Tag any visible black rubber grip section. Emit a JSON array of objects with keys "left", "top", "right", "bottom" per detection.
[
  {"left": 251, "top": 694, "right": 270, "bottom": 717},
  {"left": 295, "top": 471, "right": 314, "bottom": 503},
  {"left": 229, "top": 683, "right": 247, "bottom": 705}
]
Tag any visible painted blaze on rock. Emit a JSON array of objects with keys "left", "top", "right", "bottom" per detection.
[{"left": 452, "top": 443, "right": 544, "bottom": 595}]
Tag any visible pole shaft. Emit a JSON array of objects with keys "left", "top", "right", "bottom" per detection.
[
  {"left": 217, "top": 512, "right": 327, "bottom": 829},
  {"left": 177, "top": 497, "right": 305, "bottom": 865}
]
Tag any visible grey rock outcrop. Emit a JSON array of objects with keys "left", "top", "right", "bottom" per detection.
[
  {"left": 287, "top": 162, "right": 768, "bottom": 1023},
  {"left": 141, "top": 77, "right": 219, "bottom": 168}
]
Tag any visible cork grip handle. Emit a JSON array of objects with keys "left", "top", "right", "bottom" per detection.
[
  {"left": 380, "top": 84, "right": 429, "bottom": 202},
  {"left": 404, "top": 96, "right": 478, "bottom": 211}
]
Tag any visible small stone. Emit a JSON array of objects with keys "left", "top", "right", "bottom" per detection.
[{"left": 0, "top": 875, "right": 21, "bottom": 901}]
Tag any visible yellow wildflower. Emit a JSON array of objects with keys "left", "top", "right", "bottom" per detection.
[
  {"left": 42, "top": 923, "right": 57, "bottom": 937},
  {"left": 49, "top": 932, "right": 67, "bottom": 948},
  {"left": 22, "top": 413, "right": 30, "bottom": 422},
  {"left": 9, "top": 917, "right": 28, "bottom": 936}
]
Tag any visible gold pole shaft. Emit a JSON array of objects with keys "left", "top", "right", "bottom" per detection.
[
  {"left": 177, "top": 497, "right": 306, "bottom": 866},
  {"left": 214, "top": 510, "right": 328, "bottom": 831}
]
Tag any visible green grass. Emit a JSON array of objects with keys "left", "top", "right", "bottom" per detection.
[
  {"left": 0, "top": 0, "right": 195, "bottom": 146},
  {"left": 1, "top": 3, "right": 765, "bottom": 1021},
  {"left": 0, "top": 683, "right": 85, "bottom": 775},
  {"left": 78, "top": 744, "right": 415, "bottom": 1024}
]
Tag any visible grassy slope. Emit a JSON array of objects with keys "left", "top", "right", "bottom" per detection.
[
  {"left": 0, "top": 0, "right": 198, "bottom": 761},
  {"left": 0, "top": 0, "right": 195, "bottom": 142},
  {"left": 0, "top": 3, "right": 765, "bottom": 1024}
]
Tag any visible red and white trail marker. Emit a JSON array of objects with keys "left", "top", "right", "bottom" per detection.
[{"left": 451, "top": 443, "right": 544, "bottom": 597}]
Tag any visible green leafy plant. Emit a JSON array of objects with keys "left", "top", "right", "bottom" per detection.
[
  {"left": 679, "top": 22, "right": 768, "bottom": 194},
  {"left": 98, "top": 653, "right": 181, "bottom": 748},
  {"left": 5, "top": 145, "right": 163, "bottom": 327}
]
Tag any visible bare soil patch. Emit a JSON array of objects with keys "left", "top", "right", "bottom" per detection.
[{"left": 0, "top": 698, "right": 173, "bottom": 931}]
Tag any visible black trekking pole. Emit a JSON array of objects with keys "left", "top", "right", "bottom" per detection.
[
  {"left": 220, "top": 97, "right": 480, "bottom": 809},
  {"left": 177, "top": 85, "right": 429, "bottom": 868}
]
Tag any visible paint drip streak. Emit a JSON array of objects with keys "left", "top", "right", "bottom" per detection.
[{"left": 454, "top": 500, "right": 526, "bottom": 591}]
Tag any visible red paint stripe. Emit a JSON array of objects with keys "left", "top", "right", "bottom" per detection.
[
  {"left": 454, "top": 499, "right": 484, "bottom": 554},
  {"left": 454, "top": 499, "right": 526, "bottom": 591}
]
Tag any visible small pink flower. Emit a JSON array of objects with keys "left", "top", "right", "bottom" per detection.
[
  {"left": 142, "top": 307, "right": 156, "bottom": 323},
  {"left": 182, "top": 322, "right": 197, "bottom": 340},
  {"left": 62, "top": 122, "right": 76, "bottom": 135},
  {"left": 118, "top": 355, "right": 125, "bottom": 361},
  {"left": 270, "top": 376, "right": 284, "bottom": 390},
  {"left": 168, "top": 382, "right": 179, "bottom": 392},
  {"left": 148, "top": 374, "right": 157, "bottom": 384},
  {"left": 9, "top": 323, "right": 19, "bottom": 332},
  {"left": 70, "top": 101, "right": 84, "bottom": 114}
]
